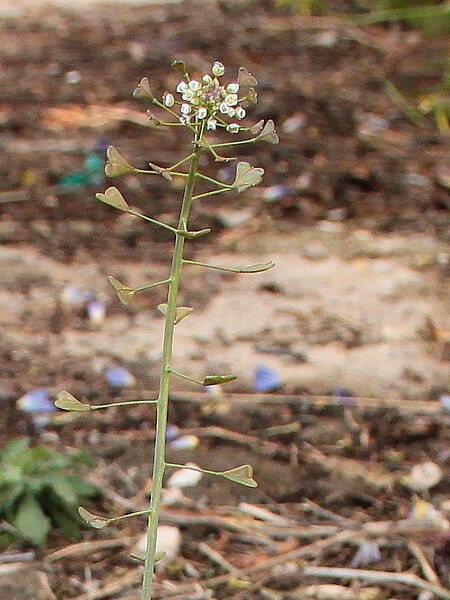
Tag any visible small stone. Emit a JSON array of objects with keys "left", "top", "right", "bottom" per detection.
[
  {"left": 408, "top": 461, "right": 443, "bottom": 492},
  {"left": 167, "top": 463, "right": 202, "bottom": 489},
  {"left": 132, "top": 525, "right": 181, "bottom": 569},
  {"left": 303, "top": 242, "right": 328, "bottom": 260}
]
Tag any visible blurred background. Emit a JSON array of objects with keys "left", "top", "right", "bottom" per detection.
[{"left": 0, "top": 1, "right": 449, "bottom": 599}]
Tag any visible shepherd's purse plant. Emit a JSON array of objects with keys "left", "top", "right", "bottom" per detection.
[{"left": 55, "top": 60, "right": 278, "bottom": 599}]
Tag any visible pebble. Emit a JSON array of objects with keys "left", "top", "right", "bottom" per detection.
[
  {"left": 408, "top": 461, "right": 443, "bottom": 492},
  {"left": 303, "top": 242, "right": 329, "bottom": 260},
  {"left": 167, "top": 463, "right": 202, "bottom": 489},
  {"left": 132, "top": 525, "right": 181, "bottom": 568}
]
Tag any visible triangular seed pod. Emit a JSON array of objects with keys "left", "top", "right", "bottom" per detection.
[
  {"left": 105, "top": 146, "right": 135, "bottom": 177},
  {"left": 256, "top": 120, "right": 279, "bottom": 144},
  {"left": 55, "top": 391, "right": 91, "bottom": 412},
  {"left": 133, "top": 77, "right": 154, "bottom": 101},
  {"left": 95, "top": 187, "right": 130, "bottom": 212},
  {"left": 202, "top": 375, "right": 237, "bottom": 386},
  {"left": 232, "top": 162, "right": 264, "bottom": 193},
  {"left": 108, "top": 276, "right": 135, "bottom": 305},
  {"left": 239, "top": 261, "right": 275, "bottom": 273},
  {"left": 221, "top": 465, "right": 258, "bottom": 488},
  {"left": 158, "top": 304, "right": 194, "bottom": 325},
  {"left": 78, "top": 507, "right": 111, "bottom": 529}
]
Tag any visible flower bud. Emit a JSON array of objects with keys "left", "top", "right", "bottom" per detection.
[
  {"left": 176, "top": 81, "right": 189, "bottom": 93},
  {"left": 227, "top": 123, "right": 240, "bottom": 134},
  {"left": 188, "top": 80, "right": 201, "bottom": 92},
  {"left": 226, "top": 83, "right": 240, "bottom": 94},
  {"left": 212, "top": 61, "right": 225, "bottom": 77},
  {"left": 163, "top": 92, "right": 175, "bottom": 108}
]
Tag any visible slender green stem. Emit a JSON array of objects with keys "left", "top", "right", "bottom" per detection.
[
  {"left": 110, "top": 508, "right": 152, "bottom": 523},
  {"left": 167, "top": 154, "right": 194, "bottom": 171},
  {"left": 128, "top": 209, "right": 178, "bottom": 234},
  {"left": 135, "top": 278, "right": 172, "bottom": 293},
  {"left": 165, "top": 462, "right": 222, "bottom": 478},
  {"left": 196, "top": 174, "right": 232, "bottom": 189},
  {"left": 140, "top": 128, "right": 203, "bottom": 600},
  {"left": 201, "top": 137, "right": 234, "bottom": 162},
  {"left": 192, "top": 187, "right": 230, "bottom": 201},
  {"left": 134, "top": 168, "right": 188, "bottom": 178},
  {"left": 136, "top": 168, "right": 230, "bottom": 189},
  {"left": 183, "top": 259, "right": 244, "bottom": 273},
  {"left": 210, "top": 138, "right": 256, "bottom": 149},
  {"left": 91, "top": 400, "right": 158, "bottom": 410},
  {"left": 168, "top": 368, "right": 203, "bottom": 385}
]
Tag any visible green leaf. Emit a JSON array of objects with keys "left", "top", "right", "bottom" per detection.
[
  {"left": 0, "top": 483, "right": 25, "bottom": 511},
  {"left": 239, "top": 261, "right": 275, "bottom": 273},
  {"left": 105, "top": 146, "right": 135, "bottom": 178},
  {"left": 64, "top": 476, "right": 99, "bottom": 499},
  {"left": 157, "top": 304, "right": 194, "bottom": 325},
  {"left": 49, "top": 505, "right": 83, "bottom": 540},
  {"left": 45, "top": 475, "right": 79, "bottom": 506},
  {"left": 221, "top": 464, "right": 258, "bottom": 488},
  {"left": 13, "top": 494, "right": 51, "bottom": 545},
  {"left": 1, "top": 438, "right": 30, "bottom": 464},
  {"left": 133, "top": 77, "right": 154, "bottom": 101},
  {"left": 95, "top": 187, "right": 130, "bottom": 212},
  {"left": 232, "top": 162, "right": 264, "bottom": 193},
  {"left": 202, "top": 375, "right": 237, "bottom": 386},
  {"left": 78, "top": 506, "right": 110, "bottom": 530},
  {"left": 256, "top": 120, "right": 279, "bottom": 144},
  {"left": 55, "top": 391, "right": 91, "bottom": 412},
  {"left": 108, "top": 276, "right": 136, "bottom": 305}
]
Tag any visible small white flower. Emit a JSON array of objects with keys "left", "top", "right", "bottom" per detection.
[
  {"left": 227, "top": 83, "right": 240, "bottom": 94},
  {"left": 179, "top": 115, "right": 191, "bottom": 126},
  {"left": 219, "top": 102, "right": 231, "bottom": 115},
  {"left": 163, "top": 93, "right": 175, "bottom": 108},
  {"left": 207, "top": 118, "right": 217, "bottom": 130},
  {"left": 197, "top": 107, "right": 207, "bottom": 119},
  {"left": 224, "top": 93, "right": 238, "bottom": 106},
  {"left": 180, "top": 103, "right": 191, "bottom": 115},
  {"left": 227, "top": 107, "right": 236, "bottom": 118},
  {"left": 182, "top": 91, "right": 194, "bottom": 101},
  {"left": 235, "top": 106, "right": 246, "bottom": 120},
  {"left": 176, "top": 81, "right": 189, "bottom": 93},
  {"left": 202, "top": 74, "right": 213, "bottom": 84},
  {"left": 212, "top": 61, "right": 225, "bottom": 77},
  {"left": 189, "top": 80, "right": 201, "bottom": 92},
  {"left": 227, "top": 123, "right": 240, "bottom": 133}
]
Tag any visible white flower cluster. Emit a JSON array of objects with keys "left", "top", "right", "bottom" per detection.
[{"left": 164, "top": 62, "right": 252, "bottom": 133}]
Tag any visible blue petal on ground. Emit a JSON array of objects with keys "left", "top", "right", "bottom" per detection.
[
  {"left": 105, "top": 366, "right": 136, "bottom": 388},
  {"left": 253, "top": 366, "right": 283, "bottom": 393},
  {"left": 17, "top": 389, "right": 55, "bottom": 414}
]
